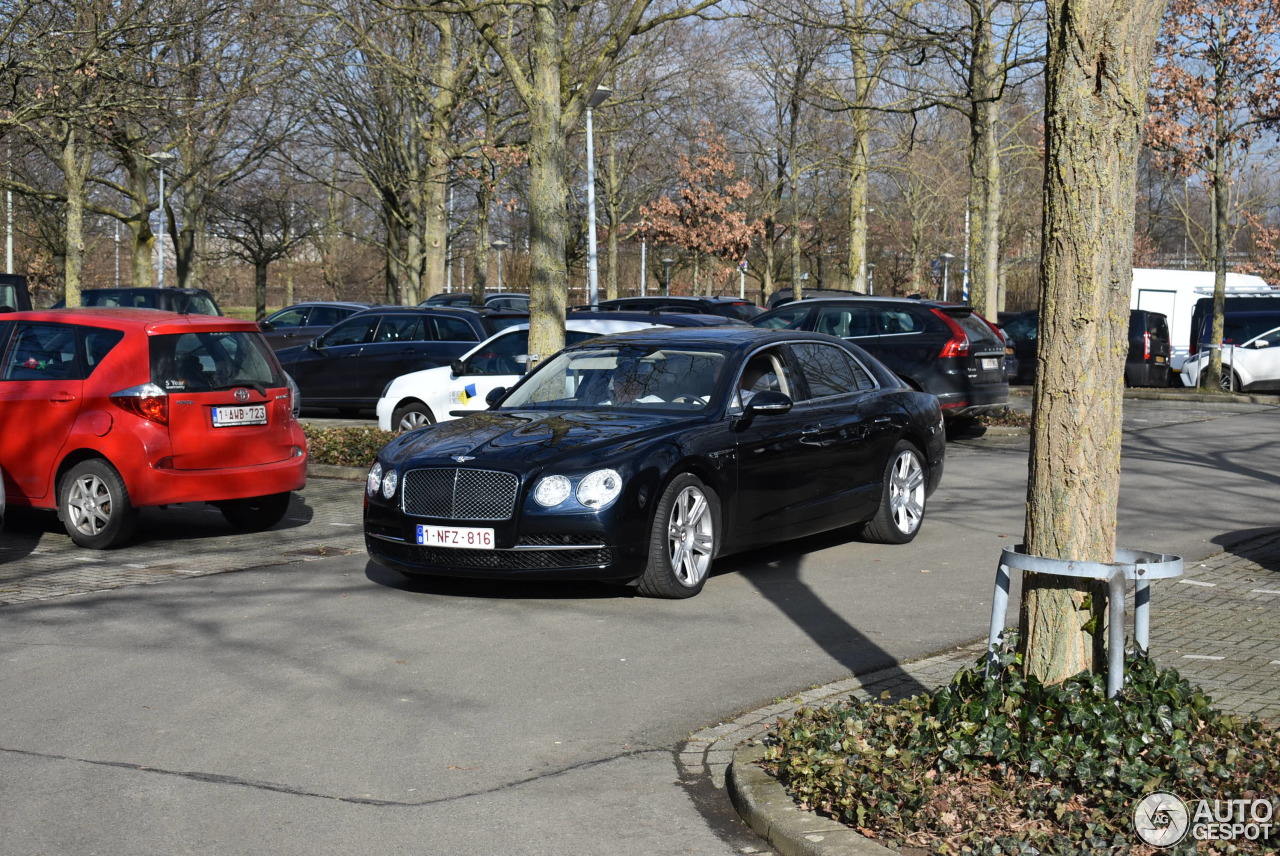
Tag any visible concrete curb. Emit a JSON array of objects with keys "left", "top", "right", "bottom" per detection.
[
  {"left": 728, "top": 743, "right": 897, "bottom": 856},
  {"left": 308, "top": 463, "right": 367, "bottom": 481}
]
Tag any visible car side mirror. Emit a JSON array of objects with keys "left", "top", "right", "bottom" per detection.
[
  {"left": 451, "top": 358, "right": 467, "bottom": 376},
  {"left": 1255, "top": 339, "right": 1270, "bottom": 349},
  {"left": 258, "top": 320, "right": 275, "bottom": 332},
  {"left": 485, "top": 387, "right": 506, "bottom": 408},
  {"left": 308, "top": 337, "right": 324, "bottom": 352},
  {"left": 746, "top": 390, "right": 793, "bottom": 415}
]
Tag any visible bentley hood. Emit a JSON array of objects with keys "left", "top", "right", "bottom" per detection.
[{"left": 381, "top": 410, "right": 695, "bottom": 472}]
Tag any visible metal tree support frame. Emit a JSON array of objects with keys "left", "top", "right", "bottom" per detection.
[{"left": 986, "top": 547, "right": 1184, "bottom": 697}]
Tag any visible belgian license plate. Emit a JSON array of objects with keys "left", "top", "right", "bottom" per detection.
[
  {"left": 417, "top": 525, "right": 495, "bottom": 550},
  {"left": 981, "top": 358, "right": 1000, "bottom": 370},
  {"left": 1156, "top": 356, "right": 1166, "bottom": 363},
  {"left": 212, "top": 404, "right": 267, "bottom": 427}
]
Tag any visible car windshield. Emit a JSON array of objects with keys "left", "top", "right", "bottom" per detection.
[
  {"left": 497, "top": 345, "right": 728, "bottom": 412},
  {"left": 151, "top": 330, "right": 286, "bottom": 394}
]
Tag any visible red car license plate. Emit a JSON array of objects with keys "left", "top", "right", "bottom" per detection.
[
  {"left": 417, "top": 525, "right": 495, "bottom": 549},
  {"left": 212, "top": 405, "right": 267, "bottom": 427}
]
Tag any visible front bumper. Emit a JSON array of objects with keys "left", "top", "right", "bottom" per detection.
[{"left": 363, "top": 489, "right": 650, "bottom": 582}]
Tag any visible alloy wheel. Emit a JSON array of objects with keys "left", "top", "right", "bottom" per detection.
[
  {"left": 888, "top": 450, "right": 926, "bottom": 535},
  {"left": 666, "top": 485, "right": 714, "bottom": 587},
  {"left": 66, "top": 472, "right": 114, "bottom": 537}
]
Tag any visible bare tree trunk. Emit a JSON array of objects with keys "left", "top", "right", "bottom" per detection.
[
  {"left": 525, "top": 2, "right": 568, "bottom": 367},
  {"left": 1020, "top": 0, "right": 1169, "bottom": 685},
  {"left": 841, "top": 0, "right": 873, "bottom": 294},
  {"left": 254, "top": 261, "right": 269, "bottom": 321},
  {"left": 1202, "top": 94, "right": 1229, "bottom": 390},
  {"left": 966, "top": 2, "right": 1001, "bottom": 318},
  {"left": 61, "top": 128, "right": 89, "bottom": 304},
  {"left": 423, "top": 19, "right": 458, "bottom": 301}
]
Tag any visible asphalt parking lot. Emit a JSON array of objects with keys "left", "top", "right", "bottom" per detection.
[{"left": 2, "top": 388, "right": 1278, "bottom": 856}]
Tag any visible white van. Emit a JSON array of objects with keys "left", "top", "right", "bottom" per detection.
[{"left": 1129, "top": 268, "right": 1272, "bottom": 374}]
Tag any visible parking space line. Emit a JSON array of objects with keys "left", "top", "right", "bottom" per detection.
[
  {"left": 1183, "top": 654, "right": 1226, "bottom": 661},
  {"left": 1179, "top": 579, "right": 1216, "bottom": 587}
]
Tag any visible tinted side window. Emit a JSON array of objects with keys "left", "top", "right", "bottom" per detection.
[
  {"left": 3, "top": 322, "right": 82, "bottom": 381},
  {"left": 755, "top": 306, "right": 810, "bottom": 330},
  {"left": 876, "top": 308, "right": 926, "bottom": 335},
  {"left": 788, "top": 342, "right": 875, "bottom": 399},
  {"left": 187, "top": 294, "right": 221, "bottom": 315},
  {"left": 83, "top": 328, "right": 124, "bottom": 372},
  {"left": 814, "top": 306, "right": 876, "bottom": 338},
  {"left": 321, "top": 316, "right": 378, "bottom": 346},
  {"left": 310, "top": 306, "right": 349, "bottom": 327},
  {"left": 373, "top": 315, "right": 423, "bottom": 342},
  {"left": 267, "top": 307, "right": 310, "bottom": 328},
  {"left": 432, "top": 316, "right": 480, "bottom": 341},
  {"left": 465, "top": 330, "right": 530, "bottom": 374}
]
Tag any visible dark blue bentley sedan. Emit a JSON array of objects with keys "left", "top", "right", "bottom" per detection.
[{"left": 363, "top": 327, "right": 945, "bottom": 598}]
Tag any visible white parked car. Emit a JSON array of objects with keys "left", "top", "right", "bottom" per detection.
[
  {"left": 376, "top": 318, "right": 670, "bottom": 431},
  {"left": 1181, "top": 320, "right": 1280, "bottom": 392}
]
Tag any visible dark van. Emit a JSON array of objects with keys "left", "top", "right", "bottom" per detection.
[
  {"left": 0, "top": 274, "right": 31, "bottom": 312},
  {"left": 999, "top": 308, "right": 1171, "bottom": 387},
  {"left": 1190, "top": 294, "right": 1280, "bottom": 357},
  {"left": 1126, "top": 309, "right": 1172, "bottom": 387}
]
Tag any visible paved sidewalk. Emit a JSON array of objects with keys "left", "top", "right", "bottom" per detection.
[
  {"left": 0, "top": 473, "right": 368, "bottom": 606},
  {"left": 687, "top": 529, "right": 1280, "bottom": 855}
]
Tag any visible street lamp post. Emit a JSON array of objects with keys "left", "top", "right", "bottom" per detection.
[
  {"left": 867, "top": 263, "right": 876, "bottom": 295},
  {"left": 584, "top": 85, "right": 612, "bottom": 307},
  {"left": 490, "top": 239, "right": 508, "bottom": 291},
  {"left": 939, "top": 252, "right": 956, "bottom": 301},
  {"left": 661, "top": 257, "right": 674, "bottom": 295},
  {"left": 150, "top": 151, "right": 177, "bottom": 287}
]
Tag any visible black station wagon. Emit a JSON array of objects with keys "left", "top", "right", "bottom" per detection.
[{"left": 753, "top": 297, "right": 1009, "bottom": 417}]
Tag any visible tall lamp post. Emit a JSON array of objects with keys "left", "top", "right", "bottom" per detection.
[
  {"left": 491, "top": 239, "right": 508, "bottom": 291},
  {"left": 661, "top": 257, "right": 674, "bottom": 295},
  {"left": 867, "top": 263, "right": 876, "bottom": 295},
  {"left": 584, "top": 85, "right": 612, "bottom": 307},
  {"left": 939, "top": 252, "right": 955, "bottom": 301},
  {"left": 150, "top": 151, "right": 177, "bottom": 287}
]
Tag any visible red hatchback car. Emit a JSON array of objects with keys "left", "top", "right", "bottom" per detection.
[{"left": 0, "top": 308, "right": 308, "bottom": 548}]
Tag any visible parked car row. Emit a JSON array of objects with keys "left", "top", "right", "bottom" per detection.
[
  {"left": 751, "top": 296, "right": 1010, "bottom": 417},
  {"left": 998, "top": 308, "right": 1172, "bottom": 388}
]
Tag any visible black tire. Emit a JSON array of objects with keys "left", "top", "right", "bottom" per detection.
[
  {"left": 636, "top": 473, "right": 719, "bottom": 599},
  {"left": 860, "top": 441, "right": 927, "bottom": 545},
  {"left": 59, "top": 459, "right": 138, "bottom": 549},
  {"left": 219, "top": 492, "right": 292, "bottom": 531},
  {"left": 392, "top": 402, "right": 436, "bottom": 432}
]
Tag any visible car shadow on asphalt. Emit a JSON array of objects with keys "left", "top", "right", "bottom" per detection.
[
  {"left": 364, "top": 560, "right": 632, "bottom": 600},
  {"left": 1212, "top": 527, "right": 1280, "bottom": 574},
  {"left": 715, "top": 528, "right": 934, "bottom": 699},
  {"left": 0, "top": 494, "right": 318, "bottom": 568}
]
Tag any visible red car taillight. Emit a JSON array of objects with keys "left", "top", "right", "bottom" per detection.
[
  {"left": 110, "top": 383, "right": 169, "bottom": 425},
  {"left": 1143, "top": 330, "right": 1151, "bottom": 360},
  {"left": 930, "top": 308, "right": 971, "bottom": 358}
]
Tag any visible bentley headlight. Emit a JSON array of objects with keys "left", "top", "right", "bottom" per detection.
[
  {"left": 533, "top": 475, "right": 573, "bottom": 508},
  {"left": 577, "top": 469, "right": 622, "bottom": 509},
  {"left": 381, "top": 468, "right": 398, "bottom": 500},
  {"left": 367, "top": 462, "right": 382, "bottom": 497}
]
